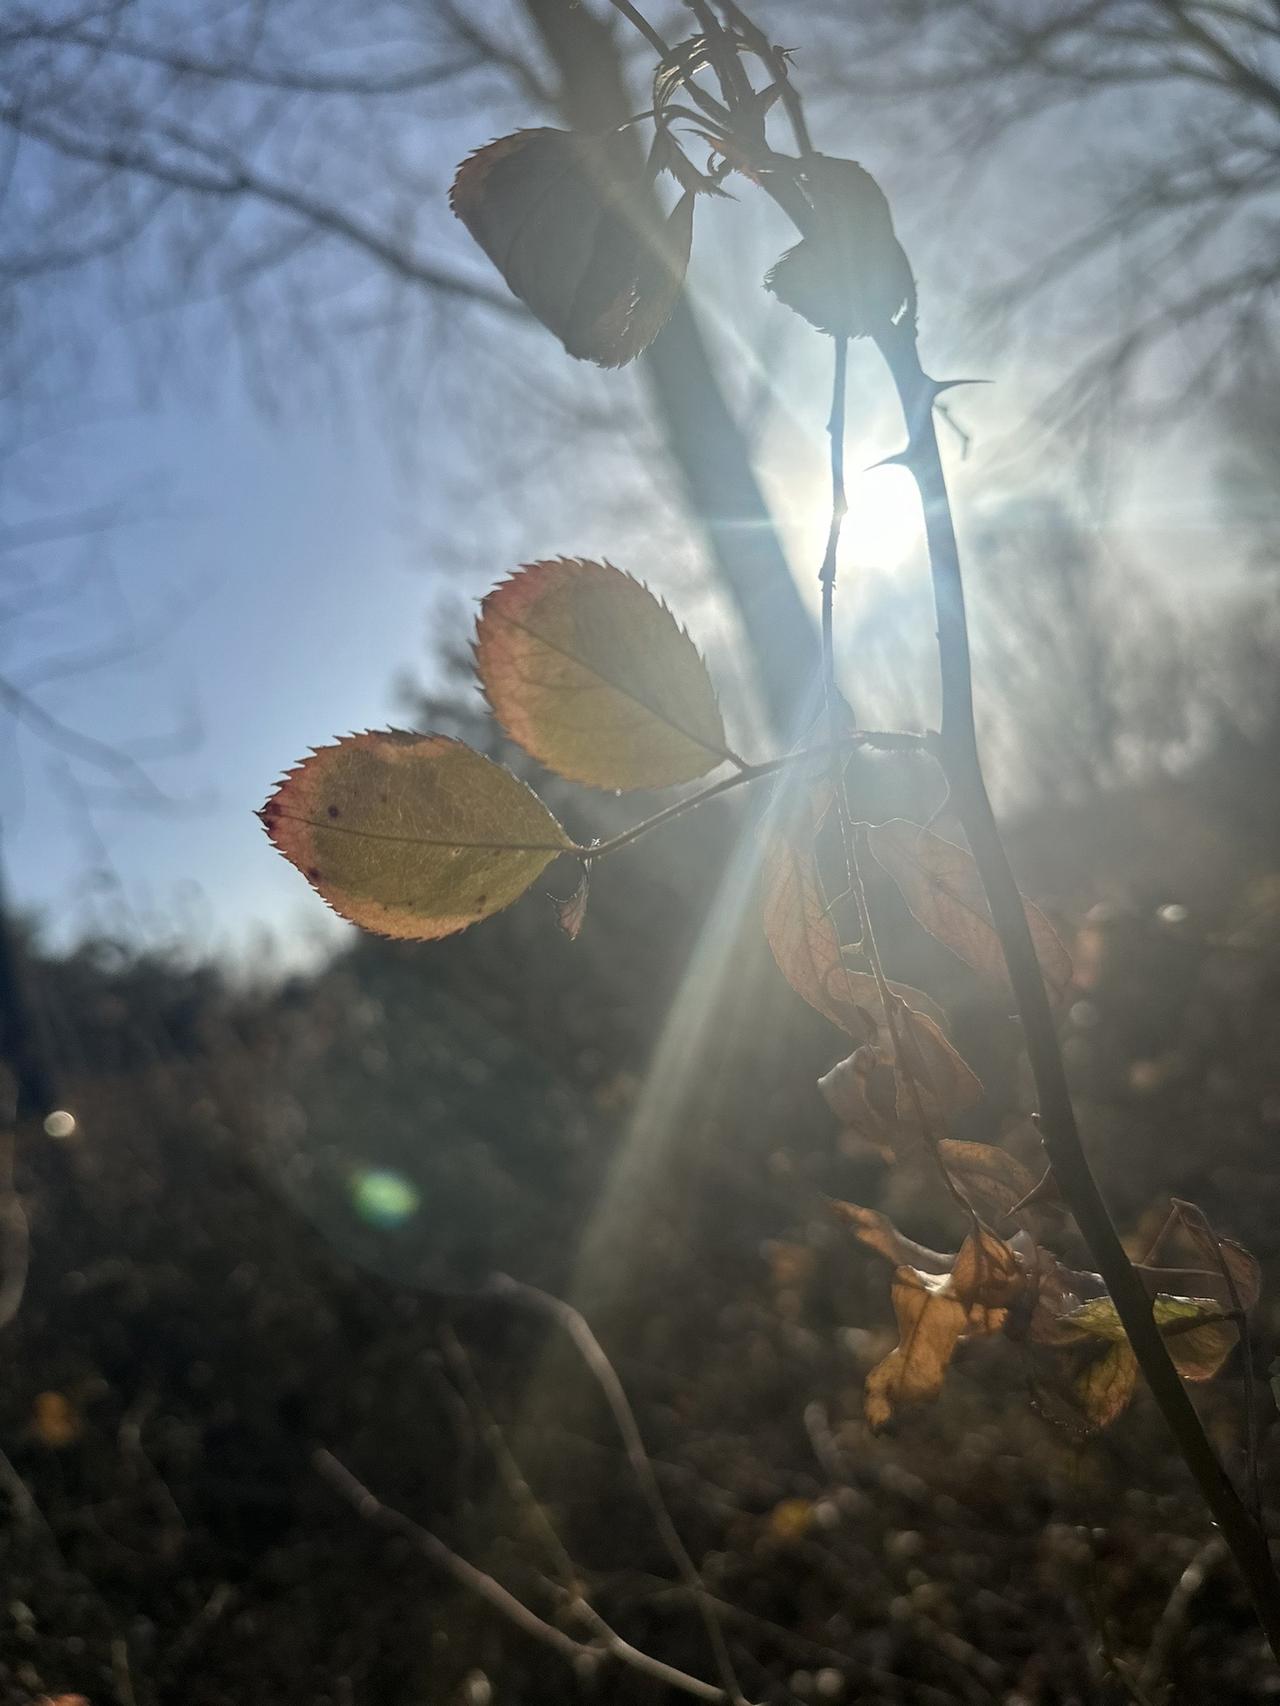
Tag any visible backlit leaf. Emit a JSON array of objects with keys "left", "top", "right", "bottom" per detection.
[
  {"left": 1170, "top": 1199, "right": 1261, "bottom": 1312},
  {"left": 1048, "top": 1292, "right": 1237, "bottom": 1426},
  {"left": 1071, "top": 1341, "right": 1139, "bottom": 1429},
  {"left": 892, "top": 1006, "right": 983, "bottom": 1125},
  {"left": 475, "top": 559, "right": 730, "bottom": 790},
  {"left": 831, "top": 1200, "right": 951, "bottom": 1274},
  {"left": 764, "top": 155, "right": 916, "bottom": 340},
  {"left": 1066, "top": 1293, "right": 1236, "bottom": 1381},
  {"left": 260, "top": 731, "right": 572, "bottom": 941},
  {"left": 817, "top": 1046, "right": 896, "bottom": 1155},
  {"left": 868, "top": 819, "right": 1074, "bottom": 1005},
  {"left": 865, "top": 1228, "right": 1023, "bottom": 1431},
  {"left": 936, "top": 1140, "right": 1039, "bottom": 1225},
  {"left": 450, "top": 128, "right": 694, "bottom": 367},
  {"left": 761, "top": 782, "right": 878, "bottom": 1041},
  {"left": 552, "top": 865, "right": 591, "bottom": 941}
]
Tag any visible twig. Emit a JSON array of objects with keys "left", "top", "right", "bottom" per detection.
[
  {"left": 438, "top": 1323, "right": 578, "bottom": 1594},
  {"left": 487, "top": 1275, "right": 750, "bottom": 1706},
  {"left": 112, "top": 1636, "right": 139, "bottom": 1706},
  {"left": 1139, "top": 1535, "right": 1228, "bottom": 1697},
  {"left": 313, "top": 1447, "right": 591, "bottom": 1666},
  {"left": 313, "top": 1447, "right": 735, "bottom": 1704},
  {"left": 1172, "top": 1198, "right": 1263, "bottom": 1525},
  {"left": 0, "top": 1130, "right": 29, "bottom": 1333}
]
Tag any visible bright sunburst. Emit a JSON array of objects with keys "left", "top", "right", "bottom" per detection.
[{"left": 844, "top": 464, "right": 922, "bottom": 572}]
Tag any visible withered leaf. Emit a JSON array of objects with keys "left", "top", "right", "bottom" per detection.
[
  {"left": 936, "top": 1140, "right": 1039, "bottom": 1225},
  {"left": 817, "top": 1045, "right": 897, "bottom": 1155},
  {"left": 1047, "top": 1292, "right": 1237, "bottom": 1429},
  {"left": 259, "top": 731, "right": 572, "bottom": 941},
  {"left": 451, "top": 128, "right": 694, "bottom": 367},
  {"left": 476, "top": 559, "right": 729, "bottom": 791},
  {"left": 552, "top": 865, "right": 591, "bottom": 941},
  {"left": 831, "top": 1200, "right": 951, "bottom": 1274},
  {"left": 891, "top": 1005, "right": 983, "bottom": 1126},
  {"left": 868, "top": 819, "right": 1074, "bottom": 1005},
  {"left": 765, "top": 155, "right": 917, "bottom": 340},
  {"left": 1170, "top": 1199, "right": 1261, "bottom": 1313},
  {"left": 761, "top": 783, "right": 878, "bottom": 1042},
  {"left": 865, "top": 1228, "right": 1023, "bottom": 1431}
]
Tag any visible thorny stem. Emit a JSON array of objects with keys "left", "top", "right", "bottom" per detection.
[
  {"left": 879, "top": 337, "right": 1280, "bottom": 1658},
  {"left": 817, "top": 342, "right": 969, "bottom": 1222}
]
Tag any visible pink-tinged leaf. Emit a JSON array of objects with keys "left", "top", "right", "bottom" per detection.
[
  {"left": 450, "top": 128, "right": 694, "bottom": 367},
  {"left": 868, "top": 818, "right": 1074, "bottom": 1005},
  {"left": 259, "top": 731, "right": 572, "bottom": 941},
  {"left": 552, "top": 866, "right": 591, "bottom": 941},
  {"left": 475, "top": 559, "right": 729, "bottom": 791}
]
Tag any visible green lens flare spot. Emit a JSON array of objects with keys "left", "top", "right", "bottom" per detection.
[{"left": 350, "top": 1167, "right": 421, "bottom": 1228}]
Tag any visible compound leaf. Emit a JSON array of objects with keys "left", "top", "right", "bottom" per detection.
[
  {"left": 260, "top": 731, "right": 572, "bottom": 940},
  {"left": 476, "top": 558, "right": 730, "bottom": 790}
]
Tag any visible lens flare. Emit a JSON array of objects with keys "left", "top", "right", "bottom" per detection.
[{"left": 350, "top": 1167, "right": 420, "bottom": 1228}]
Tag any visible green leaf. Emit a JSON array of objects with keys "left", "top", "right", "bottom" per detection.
[
  {"left": 868, "top": 818, "right": 1074, "bottom": 1005},
  {"left": 475, "top": 558, "right": 731, "bottom": 790},
  {"left": 1063, "top": 1293, "right": 1236, "bottom": 1382},
  {"left": 259, "top": 731, "right": 573, "bottom": 940}
]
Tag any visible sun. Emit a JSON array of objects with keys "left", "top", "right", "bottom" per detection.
[{"left": 844, "top": 463, "right": 922, "bottom": 572}]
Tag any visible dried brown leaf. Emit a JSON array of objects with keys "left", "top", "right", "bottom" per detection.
[
  {"left": 764, "top": 155, "right": 916, "bottom": 340},
  {"left": 830, "top": 1200, "right": 951, "bottom": 1274},
  {"left": 936, "top": 1140, "right": 1039, "bottom": 1225},
  {"left": 868, "top": 819, "right": 1074, "bottom": 1005},
  {"left": 761, "top": 787, "right": 878, "bottom": 1043},
  {"left": 864, "top": 1229, "right": 1024, "bottom": 1431},
  {"left": 451, "top": 128, "right": 693, "bottom": 367},
  {"left": 1171, "top": 1199, "right": 1261, "bottom": 1312},
  {"left": 892, "top": 1006, "right": 983, "bottom": 1125}
]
